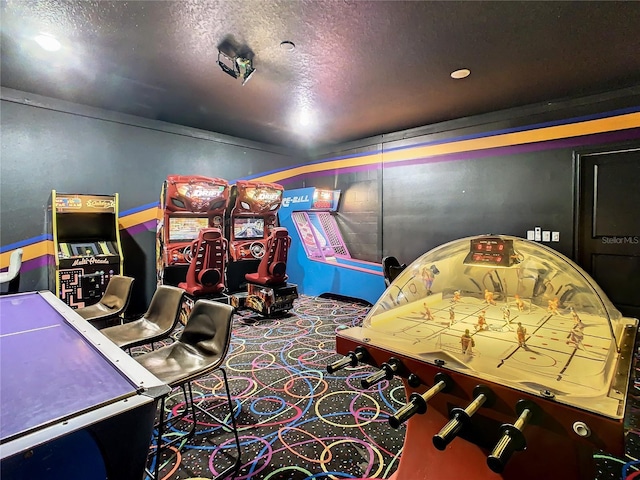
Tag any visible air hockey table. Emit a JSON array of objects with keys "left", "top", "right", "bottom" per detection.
[
  {"left": 331, "top": 235, "right": 638, "bottom": 480},
  {"left": 0, "top": 290, "right": 170, "bottom": 480}
]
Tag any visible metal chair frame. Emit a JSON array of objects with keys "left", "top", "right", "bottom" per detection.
[
  {"left": 137, "top": 299, "right": 241, "bottom": 480},
  {"left": 147, "top": 369, "right": 241, "bottom": 479}
]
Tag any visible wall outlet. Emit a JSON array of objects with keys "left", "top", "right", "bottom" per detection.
[
  {"left": 552, "top": 231, "right": 560, "bottom": 242},
  {"left": 534, "top": 227, "right": 542, "bottom": 241},
  {"left": 542, "top": 231, "right": 551, "bottom": 242},
  {"left": 527, "top": 230, "right": 535, "bottom": 240}
]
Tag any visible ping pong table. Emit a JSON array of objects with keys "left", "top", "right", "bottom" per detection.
[{"left": 0, "top": 291, "right": 170, "bottom": 479}]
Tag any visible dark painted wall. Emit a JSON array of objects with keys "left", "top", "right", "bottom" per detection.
[
  {"left": 303, "top": 88, "right": 640, "bottom": 271},
  {"left": 381, "top": 150, "right": 575, "bottom": 263},
  {"left": 0, "top": 89, "right": 300, "bottom": 313}
]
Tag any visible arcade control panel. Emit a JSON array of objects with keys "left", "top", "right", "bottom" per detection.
[
  {"left": 230, "top": 215, "right": 278, "bottom": 261},
  {"left": 231, "top": 240, "right": 266, "bottom": 260},
  {"left": 328, "top": 235, "right": 638, "bottom": 479},
  {"left": 165, "top": 243, "right": 193, "bottom": 265},
  {"left": 58, "top": 241, "right": 118, "bottom": 259}
]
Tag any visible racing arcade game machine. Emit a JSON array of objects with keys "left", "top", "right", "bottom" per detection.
[
  {"left": 49, "top": 191, "right": 124, "bottom": 308},
  {"left": 157, "top": 175, "right": 230, "bottom": 286},
  {"left": 328, "top": 235, "right": 638, "bottom": 480},
  {"left": 157, "top": 175, "right": 230, "bottom": 318},
  {"left": 226, "top": 180, "right": 297, "bottom": 316}
]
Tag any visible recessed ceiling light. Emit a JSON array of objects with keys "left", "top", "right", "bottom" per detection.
[
  {"left": 34, "top": 34, "right": 61, "bottom": 52},
  {"left": 450, "top": 68, "right": 470, "bottom": 79},
  {"left": 280, "top": 41, "right": 295, "bottom": 52}
]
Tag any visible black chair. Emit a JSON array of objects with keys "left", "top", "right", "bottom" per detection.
[
  {"left": 101, "top": 285, "right": 185, "bottom": 351},
  {"left": 135, "top": 299, "right": 241, "bottom": 480},
  {"left": 382, "top": 256, "right": 407, "bottom": 287},
  {"left": 74, "top": 275, "right": 134, "bottom": 328},
  {"left": 0, "top": 248, "right": 23, "bottom": 295}
]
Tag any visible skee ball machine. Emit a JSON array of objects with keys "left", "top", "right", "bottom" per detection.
[
  {"left": 328, "top": 235, "right": 638, "bottom": 480},
  {"left": 279, "top": 187, "right": 386, "bottom": 304},
  {"left": 227, "top": 180, "right": 298, "bottom": 316},
  {"left": 49, "top": 191, "right": 123, "bottom": 308},
  {"left": 156, "top": 175, "right": 230, "bottom": 287}
]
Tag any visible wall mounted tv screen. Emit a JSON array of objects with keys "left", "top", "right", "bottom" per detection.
[
  {"left": 233, "top": 217, "right": 264, "bottom": 240},
  {"left": 169, "top": 217, "right": 209, "bottom": 242}
]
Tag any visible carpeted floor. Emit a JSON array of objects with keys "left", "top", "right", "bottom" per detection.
[{"left": 130, "top": 294, "right": 640, "bottom": 480}]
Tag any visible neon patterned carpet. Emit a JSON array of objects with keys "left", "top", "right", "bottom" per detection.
[
  {"left": 130, "top": 295, "right": 640, "bottom": 480},
  {"left": 132, "top": 295, "right": 404, "bottom": 480}
]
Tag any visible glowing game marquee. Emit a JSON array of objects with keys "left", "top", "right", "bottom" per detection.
[
  {"left": 164, "top": 175, "right": 229, "bottom": 213},
  {"left": 234, "top": 180, "right": 284, "bottom": 214}
]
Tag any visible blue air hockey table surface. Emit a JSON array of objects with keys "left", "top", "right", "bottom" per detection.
[{"left": 0, "top": 290, "right": 169, "bottom": 480}]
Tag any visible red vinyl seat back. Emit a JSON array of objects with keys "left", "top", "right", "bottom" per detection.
[
  {"left": 179, "top": 228, "right": 227, "bottom": 296},
  {"left": 245, "top": 227, "right": 291, "bottom": 286}
]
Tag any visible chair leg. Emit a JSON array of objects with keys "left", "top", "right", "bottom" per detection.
[
  {"left": 146, "top": 371, "right": 241, "bottom": 480},
  {"left": 192, "top": 368, "right": 242, "bottom": 480},
  {"left": 146, "top": 385, "right": 196, "bottom": 479},
  {"left": 184, "top": 382, "right": 198, "bottom": 438}
]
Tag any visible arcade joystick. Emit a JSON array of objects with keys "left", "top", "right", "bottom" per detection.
[
  {"left": 487, "top": 399, "right": 542, "bottom": 473},
  {"left": 327, "top": 346, "right": 368, "bottom": 374},
  {"left": 433, "top": 385, "right": 495, "bottom": 450},
  {"left": 389, "top": 372, "right": 453, "bottom": 429},
  {"left": 361, "top": 358, "right": 402, "bottom": 389}
]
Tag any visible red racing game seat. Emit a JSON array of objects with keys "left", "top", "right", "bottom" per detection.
[
  {"left": 179, "top": 228, "right": 227, "bottom": 296},
  {"left": 245, "top": 227, "right": 291, "bottom": 286}
]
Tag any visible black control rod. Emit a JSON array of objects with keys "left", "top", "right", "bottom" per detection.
[
  {"left": 433, "top": 385, "right": 495, "bottom": 450},
  {"left": 361, "top": 358, "right": 402, "bottom": 389},
  {"left": 389, "top": 372, "right": 453, "bottom": 429},
  {"left": 326, "top": 346, "right": 368, "bottom": 374},
  {"left": 487, "top": 399, "right": 541, "bottom": 473}
]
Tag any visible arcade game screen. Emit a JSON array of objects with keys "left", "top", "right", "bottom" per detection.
[
  {"left": 71, "top": 243, "right": 99, "bottom": 256},
  {"left": 168, "top": 217, "right": 209, "bottom": 242},
  {"left": 234, "top": 217, "right": 264, "bottom": 239},
  {"left": 341, "top": 235, "right": 636, "bottom": 419}
]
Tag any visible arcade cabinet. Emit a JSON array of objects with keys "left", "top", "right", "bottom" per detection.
[
  {"left": 49, "top": 191, "right": 124, "bottom": 308},
  {"left": 226, "top": 180, "right": 298, "bottom": 316},
  {"left": 156, "top": 175, "right": 231, "bottom": 321},
  {"left": 156, "top": 175, "right": 230, "bottom": 287},
  {"left": 279, "top": 187, "right": 385, "bottom": 304},
  {"left": 328, "top": 235, "right": 638, "bottom": 480}
]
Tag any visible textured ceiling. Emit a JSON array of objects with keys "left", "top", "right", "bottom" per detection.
[{"left": 2, "top": 1, "right": 640, "bottom": 149}]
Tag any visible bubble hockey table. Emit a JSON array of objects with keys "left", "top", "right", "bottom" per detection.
[{"left": 331, "top": 235, "right": 638, "bottom": 480}]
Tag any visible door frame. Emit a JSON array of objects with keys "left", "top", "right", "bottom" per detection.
[{"left": 573, "top": 141, "right": 640, "bottom": 262}]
